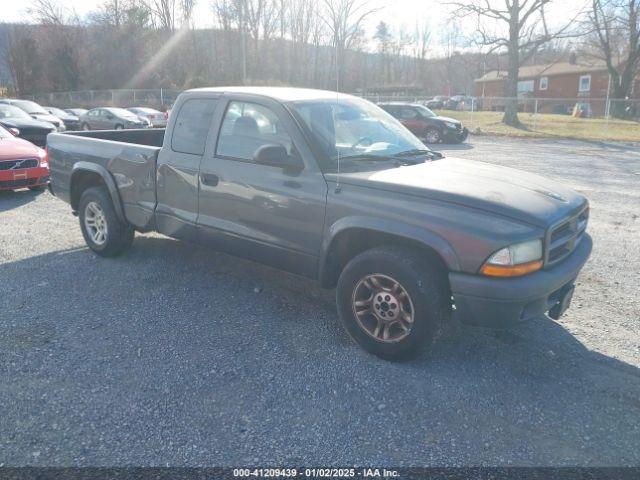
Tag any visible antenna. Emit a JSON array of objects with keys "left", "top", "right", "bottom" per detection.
[{"left": 334, "top": 38, "right": 341, "bottom": 193}]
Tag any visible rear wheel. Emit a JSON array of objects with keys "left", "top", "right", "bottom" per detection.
[
  {"left": 336, "top": 246, "right": 450, "bottom": 361},
  {"left": 78, "top": 186, "right": 134, "bottom": 257}
]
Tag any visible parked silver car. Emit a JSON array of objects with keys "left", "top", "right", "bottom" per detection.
[
  {"left": 79, "top": 108, "right": 150, "bottom": 130},
  {"left": 127, "top": 107, "right": 168, "bottom": 128}
]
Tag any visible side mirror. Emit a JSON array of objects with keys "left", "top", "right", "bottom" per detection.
[
  {"left": 8, "top": 127, "right": 20, "bottom": 136},
  {"left": 253, "top": 144, "right": 301, "bottom": 170}
]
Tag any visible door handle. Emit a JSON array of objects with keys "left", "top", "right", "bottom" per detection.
[{"left": 200, "top": 173, "right": 219, "bottom": 187}]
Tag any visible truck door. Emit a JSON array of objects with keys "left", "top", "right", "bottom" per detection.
[
  {"left": 155, "top": 95, "right": 219, "bottom": 241},
  {"left": 197, "top": 95, "right": 328, "bottom": 279}
]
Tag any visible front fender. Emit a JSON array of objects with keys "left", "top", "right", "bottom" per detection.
[{"left": 71, "top": 162, "right": 126, "bottom": 223}]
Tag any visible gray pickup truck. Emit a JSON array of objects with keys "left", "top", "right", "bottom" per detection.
[{"left": 48, "top": 87, "right": 592, "bottom": 360}]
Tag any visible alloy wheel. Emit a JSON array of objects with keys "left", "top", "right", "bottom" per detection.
[
  {"left": 351, "top": 273, "right": 415, "bottom": 343},
  {"left": 84, "top": 201, "right": 108, "bottom": 245},
  {"left": 425, "top": 129, "right": 440, "bottom": 143}
]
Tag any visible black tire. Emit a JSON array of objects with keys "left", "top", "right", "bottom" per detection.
[
  {"left": 114, "top": 124, "right": 124, "bottom": 130},
  {"left": 81, "top": 123, "right": 90, "bottom": 131},
  {"left": 336, "top": 246, "right": 450, "bottom": 361},
  {"left": 78, "top": 186, "right": 134, "bottom": 257},
  {"left": 424, "top": 127, "right": 441, "bottom": 144}
]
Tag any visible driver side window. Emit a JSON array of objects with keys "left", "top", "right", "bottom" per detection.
[
  {"left": 399, "top": 107, "right": 419, "bottom": 119},
  {"left": 216, "top": 101, "right": 293, "bottom": 162}
]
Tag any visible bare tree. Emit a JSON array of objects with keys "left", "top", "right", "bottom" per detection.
[
  {"left": 374, "top": 21, "right": 393, "bottom": 83},
  {"left": 27, "top": 0, "right": 68, "bottom": 25},
  {"left": 321, "top": 0, "right": 380, "bottom": 90},
  {"left": 585, "top": 0, "right": 640, "bottom": 117},
  {"left": 143, "top": 0, "right": 196, "bottom": 31},
  {"left": 451, "top": 0, "right": 578, "bottom": 126},
  {"left": 6, "top": 27, "right": 45, "bottom": 95}
]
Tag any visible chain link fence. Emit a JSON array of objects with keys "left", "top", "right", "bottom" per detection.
[
  {"left": 16, "top": 88, "right": 640, "bottom": 141},
  {"left": 21, "top": 89, "right": 181, "bottom": 110},
  {"left": 362, "top": 94, "right": 640, "bottom": 142}
]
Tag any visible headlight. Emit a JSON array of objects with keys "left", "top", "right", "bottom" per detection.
[
  {"left": 444, "top": 121, "right": 458, "bottom": 129},
  {"left": 480, "top": 239, "right": 543, "bottom": 277},
  {"left": 37, "top": 147, "right": 48, "bottom": 168}
]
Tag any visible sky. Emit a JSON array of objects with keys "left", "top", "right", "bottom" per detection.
[{"left": 2, "top": 0, "right": 588, "bottom": 51}]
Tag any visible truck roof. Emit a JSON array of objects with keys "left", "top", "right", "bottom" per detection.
[{"left": 186, "top": 86, "right": 357, "bottom": 103}]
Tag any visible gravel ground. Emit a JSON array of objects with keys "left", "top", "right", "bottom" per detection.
[{"left": 0, "top": 136, "right": 638, "bottom": 467}]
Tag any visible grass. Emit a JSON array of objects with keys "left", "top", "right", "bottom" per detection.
[{"left": 438, "top": 110, "right": 640, "bottom": 143}]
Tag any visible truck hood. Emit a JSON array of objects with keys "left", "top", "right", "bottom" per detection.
[
  {"left": 432, "top": 115, "right": 460, "bottom": 124},
  {"left": 328, "top": 157, "right": 586, "bottom": 227},
  {"left": 0, "top": 117, "right": 57, "bottom": 131},
  {"left": 31, "top": 113, "right": 62, "bottom": 127},
  {"left": 0, "top": 137, "right": 43, "bottom": 159}
]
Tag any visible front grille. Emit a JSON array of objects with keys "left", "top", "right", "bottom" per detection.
[
  {"left": 0, "top": 178, "right": 37, "bottom": 188},
  {"left": 546, "top": 206, "right": 589, "bottom": 266},
  {"left": 0, "top": 158, "right": 39, "bottom": 171}
]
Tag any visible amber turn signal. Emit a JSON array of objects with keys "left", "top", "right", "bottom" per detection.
[{"left": 479, "top": 259, "right": 543, "bottom": 277}]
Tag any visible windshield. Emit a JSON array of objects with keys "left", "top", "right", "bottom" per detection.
[
  {"left": 289, "top": 96, "right": 428, "bottom": 171},
  {"left": 415, "top": 105, "right": 436, "bottom": 117},
  {"left": 12, "top": 100, "right": 48, "bottom": 115},
  {"left": 47, "top": 107, "right": 70, "bottom": 118},
  {"left": 0, "top": 105, "right": 31, "bottom": 120}
]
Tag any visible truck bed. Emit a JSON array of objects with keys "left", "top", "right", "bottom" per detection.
[{"left": 48, "top": 129, "right": 164, "bottom": 230}]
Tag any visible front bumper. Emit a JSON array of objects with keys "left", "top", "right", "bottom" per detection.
[
  {"left": 0, "top": 167, "right": 50, "bottom": 191},
  {"left": 449, "top": 233, "right": 592, "bottom": 328},
  {"left": 443, "top": 127, "right": 469, "bottom": 143}
]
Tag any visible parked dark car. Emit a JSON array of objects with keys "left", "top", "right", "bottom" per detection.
[
  {"left": 0, "top": 99, "right": 65, "bottom": 132},
  {"left": 379, "top": 102, "right": 468, "bottom": 143},
  {"left": 127, "top": 107, "right": 168, "bottom": 128},
  {"left": 45, "top": 107, "right": 81, "bottom": 131},
  {"left": 0, "top": 104, "right": 57, "bottom": 147},
  {"left": 65, "top": 108, "right": 88, "bottom": 117},
  {"left": 425, "top": 95, "right": 449, "bottom": 109},
  {"left": 48, "top": 87, "right": 590, "bottom": 360},
  {"left": 79, "top": 107, "right": 150, "bottom": 130},
  {"left": 445, "top": 95, "right": 474, "bottom": 111}
]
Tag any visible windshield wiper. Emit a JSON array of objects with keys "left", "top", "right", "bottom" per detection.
[
  {"left": 395, "top": 149, "right": 444, "bottom": 159},
  {"left": 337, "top": 153, "right": 394, "bottom": 162}
]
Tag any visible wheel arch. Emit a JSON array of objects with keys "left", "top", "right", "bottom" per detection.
[
  {"left": 70, "top": 162, "right": 126, "bottom": 223},
  {"left": 319, "top": 217, "right": 460, "bottom": 288}
]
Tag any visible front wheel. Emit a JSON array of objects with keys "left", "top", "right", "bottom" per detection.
[
  {"left": 78, "top": 186, "right": 134, "bottom": 257},
  {"left": 424, "top": 127, "right": 441, "bottom": 144},
  {"left": 336, "top": 246, "right": 450, "bottom": 361},
  {"left": 81, "top": 123, "right": 90, "bottom": 131}
]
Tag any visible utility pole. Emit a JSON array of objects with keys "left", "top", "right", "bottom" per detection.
[{"left": 239, "top": 0, "right": 247, "bottom": 85}]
